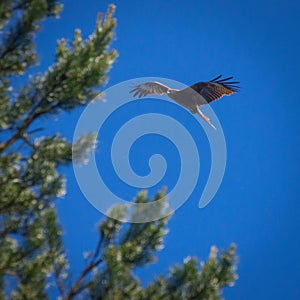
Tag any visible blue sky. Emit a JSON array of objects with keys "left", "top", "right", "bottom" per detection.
[{"left": 33, "top": 0, "right": 300, "bottom": 298}]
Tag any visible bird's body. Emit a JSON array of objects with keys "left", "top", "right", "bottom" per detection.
[{"left": 130, "top": 75, "right": 239, "bottom": 129}]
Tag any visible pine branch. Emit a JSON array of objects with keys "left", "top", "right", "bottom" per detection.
[{"left": 64, "top": 258, "right": 103, "bottom": 299}]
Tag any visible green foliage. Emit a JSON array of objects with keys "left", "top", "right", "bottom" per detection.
[
  {"left": 0, "top": 0, "right": 63, "bottom": 76},
  {"left": 66, "top": 192, "right": 237, "bottom": 300},
  {"left": 140, "top": 245, "right": 237, "bottom": 300},
  {"left": 0, "top": 1, "right": 117, "bottom": 298},
  {"left": 0, "top": 1, "right": 238, "bottom": 299}
]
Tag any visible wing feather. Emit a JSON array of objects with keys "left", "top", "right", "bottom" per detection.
[
  {"left": 187, "top": 75, "right": 239, "bottom": 103},
  {"left": 130, "top": 82, "right": 170, "bottom": 98}
]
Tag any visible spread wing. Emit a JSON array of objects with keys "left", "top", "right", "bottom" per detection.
[
  {"left": 187, "top": 75, "right": 239, "bottom": 103},
  {"left": 130, "top": 81, "right": 170, "bottom": 98}
]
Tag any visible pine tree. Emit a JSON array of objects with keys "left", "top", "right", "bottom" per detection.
[{"left": 0, "top": 1, "right": 238, "bottom": 299}]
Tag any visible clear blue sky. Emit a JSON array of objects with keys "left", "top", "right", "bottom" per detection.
[{"left": 34, "top": 0, "right": 300, "bottom": 298}]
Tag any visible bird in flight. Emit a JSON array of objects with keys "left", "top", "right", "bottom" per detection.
[{"left": 130, "top": 75, "right": 239, "bottom": 129}]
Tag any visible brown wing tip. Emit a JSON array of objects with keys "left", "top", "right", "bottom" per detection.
[
  {"left": 210, "top": 75, "right": 240, "bottom": 92},
  {"left": 129, "top": 82, "right": 145, "bottom": 98}
]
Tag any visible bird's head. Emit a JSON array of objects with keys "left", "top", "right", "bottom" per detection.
[{"left": 166, "top": 89, "right": 176, "bottom": 95}]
